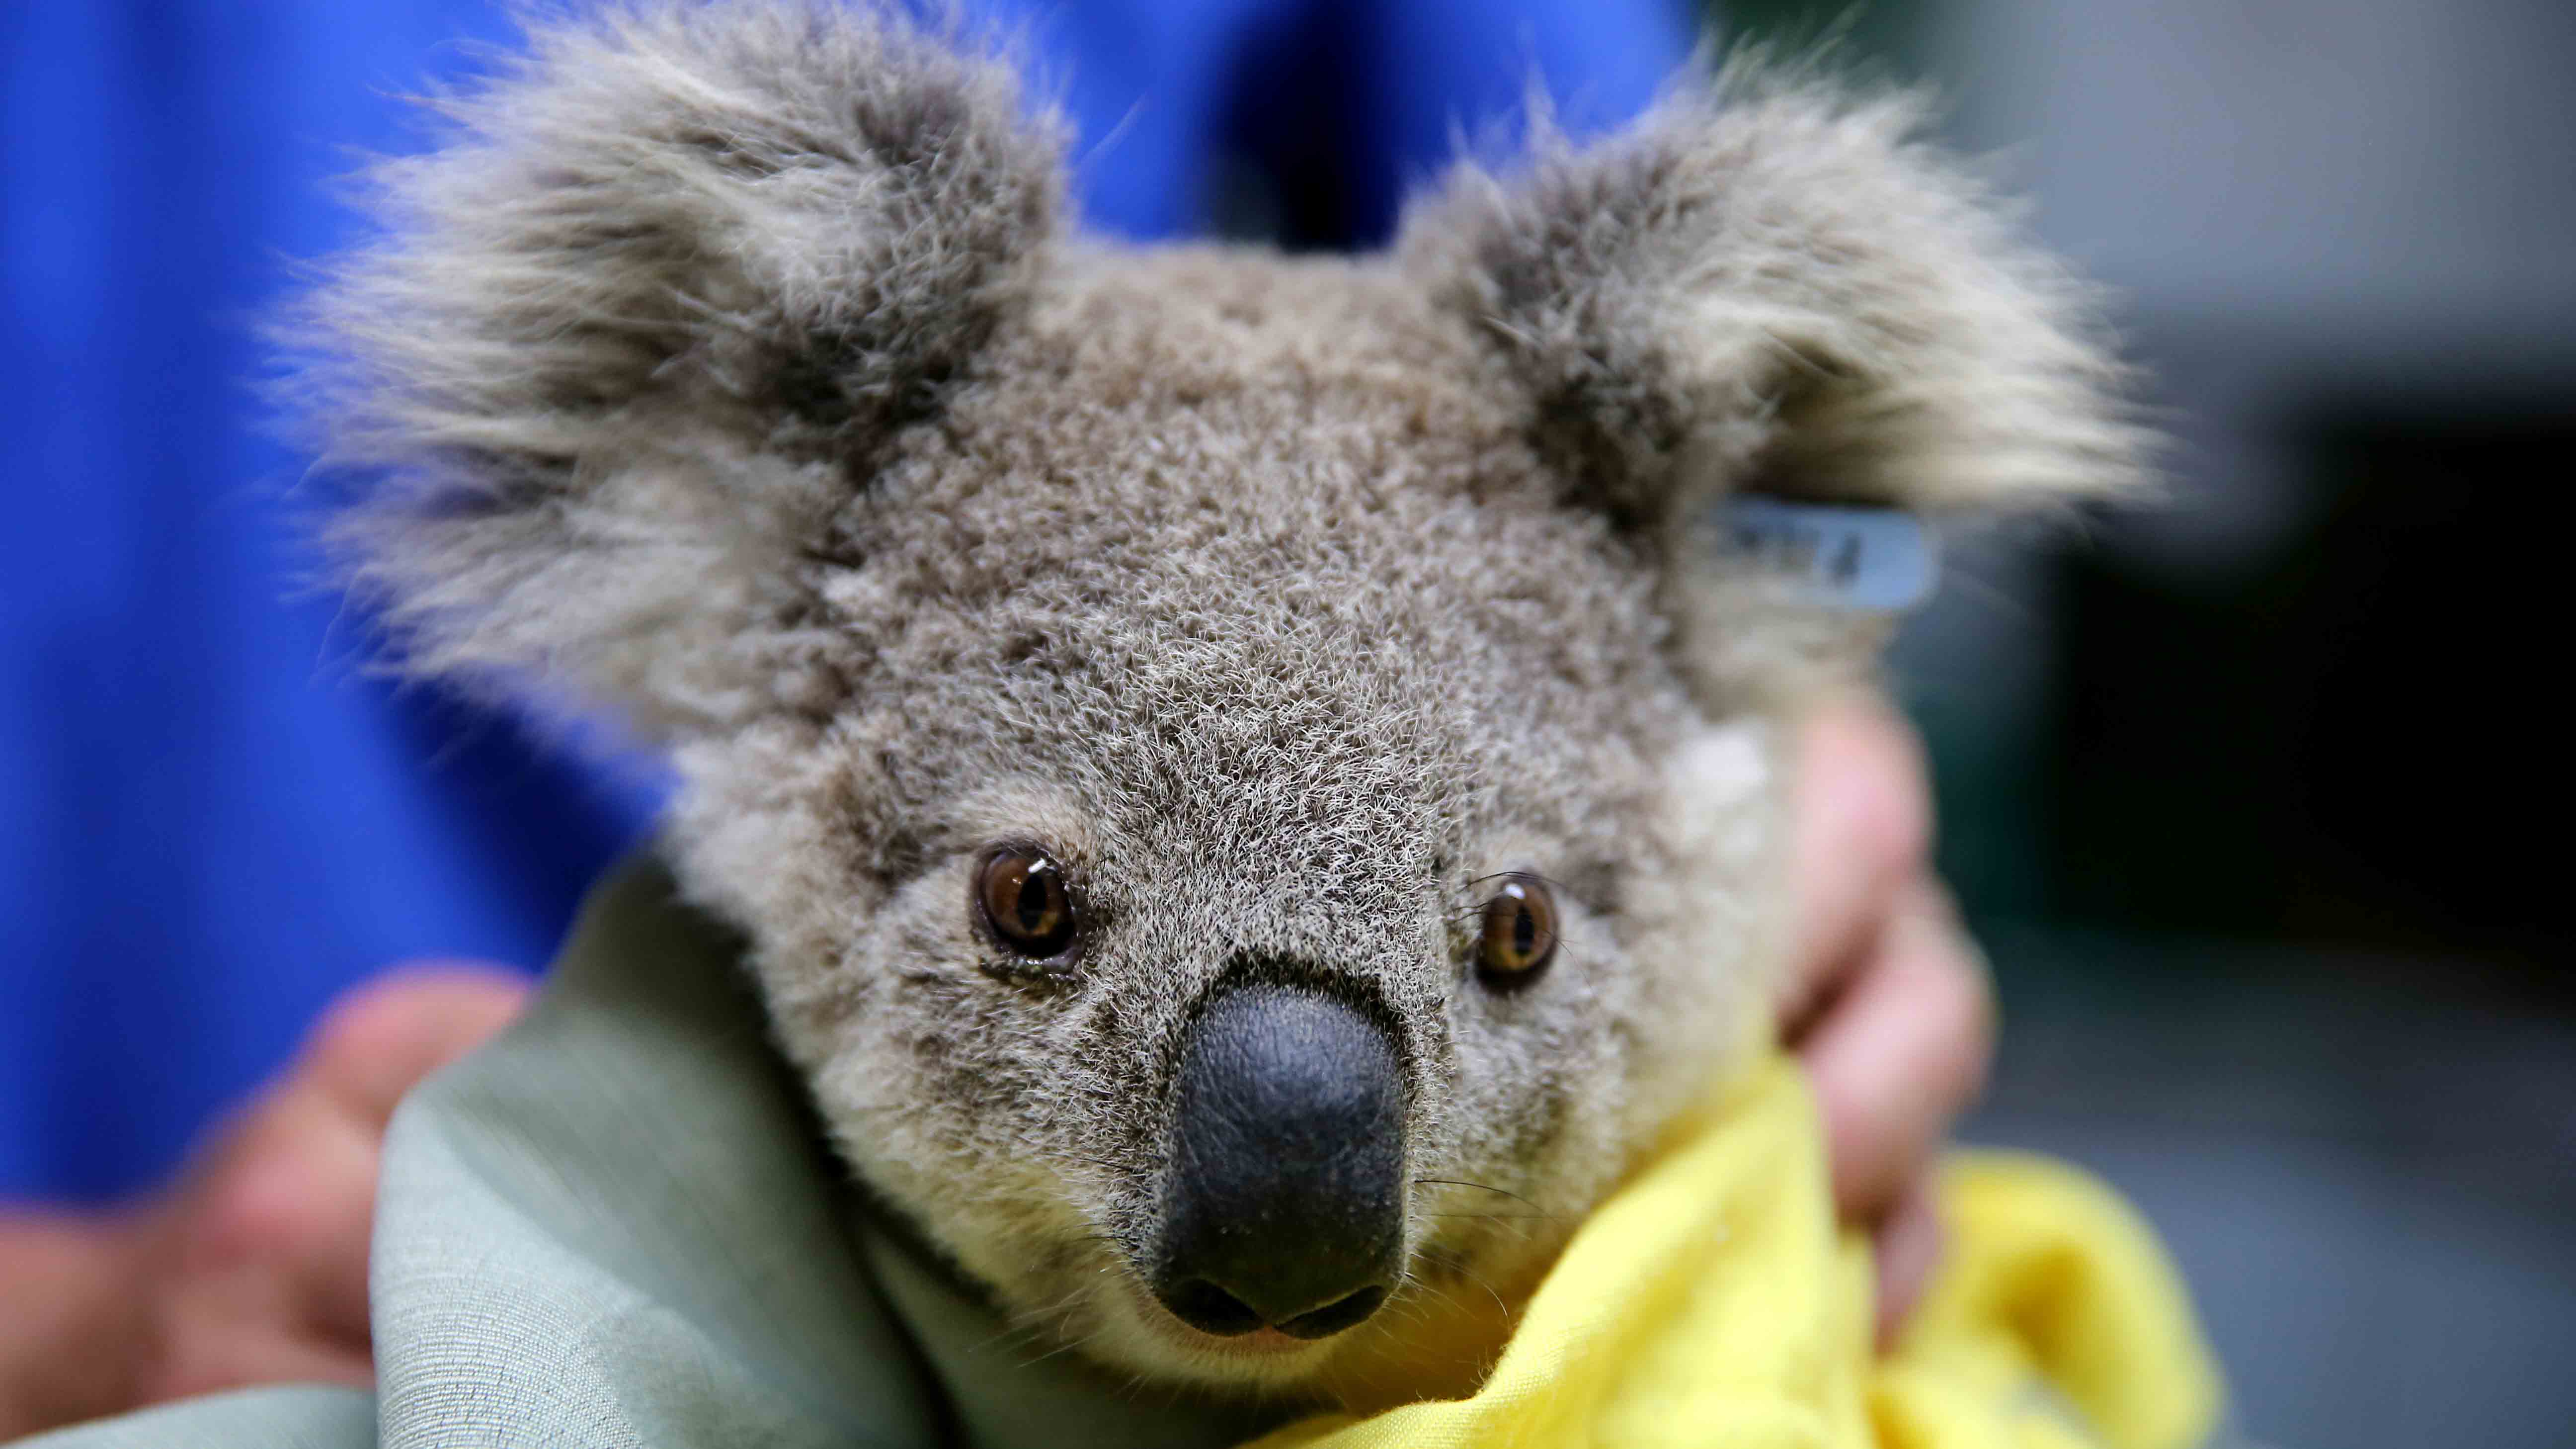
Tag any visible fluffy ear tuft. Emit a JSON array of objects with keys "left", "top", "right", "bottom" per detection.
[
  {"left": 1401, "top": 62, "right": 2147, "bottom": 521},
  {"left": 284, "top": 0, "right": 1065, "bottom": 739},
  {"left": 1401, "top": 62, "right": 2147, "bottom": 706}
]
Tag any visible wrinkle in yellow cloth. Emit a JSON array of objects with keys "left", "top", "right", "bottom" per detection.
[{"left": 1252, "top": 1057, "right": 2220, "bottom": 1449}]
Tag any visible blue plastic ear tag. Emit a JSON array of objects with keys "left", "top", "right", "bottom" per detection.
[{"left": 1714, "top": 497, "right": 1940, "bottom": 612}]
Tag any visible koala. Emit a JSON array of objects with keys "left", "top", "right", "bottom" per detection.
[{"left": 289, "top": 0, "right": 2138, "bottom": 1411}]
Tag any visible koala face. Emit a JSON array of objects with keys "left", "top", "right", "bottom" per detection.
[
  {"left": 660, "top": 252, "right": 1782, "bottom": 1389},
  {"left": 290, "top": 0, "right": 2136, "bottom": 1404}
]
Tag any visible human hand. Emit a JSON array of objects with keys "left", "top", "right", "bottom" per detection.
[
  {"left": 1781, "top": 695, "right": 1997, "bottom": 1347},
  {"left": 0, "top": 965, "right": 528, "bottom": 1438}
]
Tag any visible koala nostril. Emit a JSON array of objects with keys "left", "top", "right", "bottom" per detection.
[
  {"left": 1277, "top": 1284, "right": 1388, "bottom": 1340},
  {"left": 1158, "top": 1279, "right": 1266, "bottom": 1338}
]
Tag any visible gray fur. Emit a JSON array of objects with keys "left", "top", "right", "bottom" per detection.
[
  {"left": 285, "top": 0, "right": 2139, "bottom": 1405},
  {"left": 288, "top": 0, "right": 1063, "bottom": 736},
  {"left": 1400, "top": 65, "right": 2147, "bottom": 710}
]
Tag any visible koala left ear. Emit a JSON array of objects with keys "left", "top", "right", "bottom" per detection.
[
  {"left": 285, "top": 1, "right": 1064, "bottom": 742},
  {"left": 1400, "top": 69, "right": 2145, "bottom": 701}
]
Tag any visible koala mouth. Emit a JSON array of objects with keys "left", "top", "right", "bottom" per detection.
[{"left": 1144, "top": 983, "right": 1407, "bottom": 1345}]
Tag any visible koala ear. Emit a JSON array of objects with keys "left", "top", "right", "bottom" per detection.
[
  {"left": 286, "top": 1, "right": 1064, "bottom": 739},
  {"left": 1399, "top": 68, "right": 2146, "bottom": 702}
]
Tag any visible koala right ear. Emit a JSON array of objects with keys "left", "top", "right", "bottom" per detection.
[
  {"left": 285, "top": 1, "right": 1063, "bottom": 740},
  {"left": 1400, "top": 65, "right": 2147, "bottom": 705}
]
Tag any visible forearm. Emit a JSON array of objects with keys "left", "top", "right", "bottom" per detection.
[{"left": 0, "top": 1211, "right": 153, "bottom": 1439}]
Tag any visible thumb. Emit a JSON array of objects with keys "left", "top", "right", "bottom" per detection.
[{"left": 299, "top": 964, "right": 532, "bottom": 1129}]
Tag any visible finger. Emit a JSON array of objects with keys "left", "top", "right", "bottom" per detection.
[
  {"left": 1783, "top": 696, "right": 1932, "bottom": 1032},
  {"left": 1871, "top": 1175, "right": 1944, "bottom": 1351},
  {"left": 300, "top": 964, "right": 531, "bottom": 1128},
  {"left": 0, "top": 1214, "right": 152, "bottom": 1438},
  {"left": 140, "top": 1309, "right": 374, "bottom": 1406},
  {"left": 147, "top": 966, "right": 531, "bottom": 1361},
  {"left": 1800, "top": 877, "right": 1994, "bottom": 1223},
  {"left": 168, "top": 1080, "right": 385, "bottom": 1343}
]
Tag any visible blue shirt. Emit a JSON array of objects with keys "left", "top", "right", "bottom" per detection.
[{"left": 0, "top": 0, "right": 1687, "bottom": 1200}]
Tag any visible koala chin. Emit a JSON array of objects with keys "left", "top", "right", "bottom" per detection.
[{"left": 286, "top": 0, "right": 2142, "bottom": 1406}]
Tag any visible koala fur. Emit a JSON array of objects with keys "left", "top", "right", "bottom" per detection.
[{"left": 286, "top": 0, "right": 2140, "bottom": 1408}]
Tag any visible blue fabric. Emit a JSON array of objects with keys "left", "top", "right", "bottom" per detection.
[{"left": 0, "top": 0, "right": 1688, "bottom": 1201}]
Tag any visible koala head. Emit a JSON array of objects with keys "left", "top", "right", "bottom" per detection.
[{"left": 290, "top": 0, "right": 2137, "bottom": 1403}]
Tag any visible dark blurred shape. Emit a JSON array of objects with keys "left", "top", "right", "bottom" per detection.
[{"left": 2050, "top": 403, "right": 2574, "bottom": 984}]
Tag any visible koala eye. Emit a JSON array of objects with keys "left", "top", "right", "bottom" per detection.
[
  {"left": 1477, "top": 874, "right": 1558, "bottom": 980},
  {"left": 975, "top": 847, "right": 1078, "bottom": 959}
]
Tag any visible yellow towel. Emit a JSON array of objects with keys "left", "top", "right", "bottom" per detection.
[{"left": 1253, "top": 1057, "right": 2221, "bottom": 1449}]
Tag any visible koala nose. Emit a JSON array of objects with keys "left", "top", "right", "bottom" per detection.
[{"left": 1152, "top": 984, "right": 1405, "bottom": 1341}]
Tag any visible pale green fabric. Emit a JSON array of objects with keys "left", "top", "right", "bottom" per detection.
[
  {"left": 20, "top": 858, "right": 1282, "bottom": 1449},
  {"left": 14, "top": 1388, "right": 376, "bottom": 1449}
]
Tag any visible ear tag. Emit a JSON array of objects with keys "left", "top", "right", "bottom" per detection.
[{"left": 1712, "top": 496, "right": 1940, "bottom": 612}]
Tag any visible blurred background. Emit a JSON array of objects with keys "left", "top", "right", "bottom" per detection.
[
  {"left": 4, "top": 1, "right": 2569, "bottom": 1446},
  {"left": 1747, "top": 2, "right": 2576, "bottom": 1446}
]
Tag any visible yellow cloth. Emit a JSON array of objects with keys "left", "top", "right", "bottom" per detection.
[{"left": 1252, "top": 1056, "right": 2221, "bottom": 1449}]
